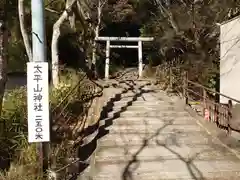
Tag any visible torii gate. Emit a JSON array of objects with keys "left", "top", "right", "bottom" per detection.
[{"left": 95, "top": 36, "right": 154, "bottom": 79}]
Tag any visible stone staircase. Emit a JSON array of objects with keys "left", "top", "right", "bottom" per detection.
[{"left": 79, "top": 80, "right": 240, "bottom": 180}]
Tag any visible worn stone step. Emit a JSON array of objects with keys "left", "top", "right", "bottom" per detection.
[
  {"left": 91, "top": 160, "right": 240, "bottom": 180},
  {"left": 113, "top": 100, "right": 171, "bottom": 106},
  {"left": 136, "top": 97, "right": 169, "bottom": 102},
  {"left": 113, "top": 102, "right": 170, "bottom": 108},
  {"left": 98, "top": 131, "right": 215, "bottom": 147},
  {"left": 106, "top": 124, "right": 204, "bottom": 134},
  {"left": 118, "top": 95, "right": 136, "bottom": 100},
  {"left": 112, "top": 105, "right": 176, "bottom": 111},
  {"left": 120, "top": 91, "right": 140, "bottom": 96},
  {"left": 112, "top": 100, "right": 135, "bottom": 107},
  {"left": 137, "top": 95, "right": 168, "bottom": 100},
  {"left": 137, "top": 93, "right": 172, "bottom": 99},
  {"left": 100, "top": 116, "right": 198, "bottom": 126},
  {"left": 107, "top": 110, "right": 190, "bottom": 118},
  {"left": 114, "top": 96, "right": 135, "bottom": 102},
  {"left": 96, "top": 145, "right": 237, "bottom": 163},
  {"left": 91, "top": 174, "right": 240, "bottom": 180},
  {"left": 111, "top": 102, "right": 167, "bottom": 110}
]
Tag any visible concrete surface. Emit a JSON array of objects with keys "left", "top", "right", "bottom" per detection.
[{"left": 80, "top": 80, "right": 240, "bottom": 180}]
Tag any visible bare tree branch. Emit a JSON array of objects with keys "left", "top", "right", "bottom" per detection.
[
  {"left": 18, "top": 0, "right": 32, "bottom": 61},
  {"left": 0, "top": 0, "right": 8, "bottom": 115},
  {"left": 45, "top": 7, "right": 61, "bottom": 14}
]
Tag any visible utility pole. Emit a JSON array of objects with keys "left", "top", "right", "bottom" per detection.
[
  {"left": 30, "top": 0, "right": 48, "bottom": 177},
  {"left": 32, "top": 0, "right": 46, "bottom": 63}
]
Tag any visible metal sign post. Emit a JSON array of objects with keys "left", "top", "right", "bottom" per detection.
[{"left": 29, "top": 0, "right": 49, "bottom": 177}]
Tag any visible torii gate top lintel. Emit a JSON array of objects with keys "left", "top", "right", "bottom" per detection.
[
  {"left": 95, "top": 36, "right": 154, "bottom": 42},
  {"left": 95, "top": 36, "right": 154, "bottom": 80}
]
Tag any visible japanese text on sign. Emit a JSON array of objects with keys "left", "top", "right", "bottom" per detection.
[{"left": 27, "top": 62, "right": 50, "bottom": 142}]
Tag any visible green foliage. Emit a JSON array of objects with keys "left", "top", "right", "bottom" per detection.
[
  {"left": 0, "top": 69, "right": 92, "bottom": 178},
  {"left": 139, "top": 0, "right": 240, "bottom": 88},
  {"left": 7, "top": 41, "right": 28, "bottom": 72},
  {"left": 1, "top": 87, "right": 27, "bottom": 152}
]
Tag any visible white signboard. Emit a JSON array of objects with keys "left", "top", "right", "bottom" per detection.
[{"left": 27, "top": 62, "right": 50, "bottom": 142}]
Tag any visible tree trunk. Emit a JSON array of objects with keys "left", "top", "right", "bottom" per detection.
[
  {"left": 91, "top": 0, "right": 106, "bottom": 79},
  {"left": 51, "top": 0, "right": 77, "bottom": 87},
  {"left": 67, "top": 0, "right": 76, "bottom": 31},
  {"left": 91, "top": 40, "right": 97, "bottom": 66},
  {"left": 51, "top": 11, "right": 68, "bottom": 87},
  {"left": 18, "top": 0, "right": 32, "bottom": 61},
  {"left": 68, "top": 12, "right": 76, "bottom": 31},
  {"left": 91, "top": 27, "right": 99, "bottom": 69},
  {"left": 91, "top": 0, "right": 101, "bottom": 66},
  {"left": 0, "top": 1, "right": 8, "bottom": 115}
]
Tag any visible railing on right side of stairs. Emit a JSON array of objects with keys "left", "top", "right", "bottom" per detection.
[{"left": 163, "top": 66, "right": 240, "bottom": 135}]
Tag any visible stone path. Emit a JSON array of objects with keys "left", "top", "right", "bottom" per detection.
[{"left": 81, "top": 80, "right": 240, "bottom": 180}]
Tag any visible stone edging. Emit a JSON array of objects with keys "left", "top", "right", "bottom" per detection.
[{"left": 78, "top": 85, "right": 127, "bottom": 178}]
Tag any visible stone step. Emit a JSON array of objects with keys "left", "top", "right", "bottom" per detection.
[
  {"left": 111, "top": 102, "right": 167, "bottom": 110},
  {"left": 118, "top": 95, "right": 136, "bottom": 100},
  {"left": 113, "top": 100, "right": 171, "bottom": 106},
  {"left": 112, "top": 105, "right": 176, "bottom": 111},
  {"left": 137, "top": 97, "right": 170, "bottom": 102},
  {"left": 98, "top": 118, "right": 195, "bottom": 128},
  {"left": 107, "top": 110, "right": 190, "bottom": 118},
  {"left": 120, "top": 91, "right": 141, "bottom": 96},
  {"left": 91, "top": 174, "right": 240, "bottom": 180},
  {"left": 113, "top": 102, "right": 170, "bottom": 108},
  {"left": 113, "top": 96, "right": 134, "bottom": 102},
  {"left": 91, "top": 160, "right": 240, "bottom": 180},
  {"left": 98, "top": 131, "right": 214, "bottom": 147},
  {"left": 106, "top": 124, "right": 204, "bottom": 134},
  {"left": 100, "top": 116, "right": 198, "bottom": 126},
  {"left": 96, "top": 145, "right": 237, "bottom": 163}
]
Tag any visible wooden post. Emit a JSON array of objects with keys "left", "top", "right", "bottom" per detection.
[
  {"left": 105, "top": 40, "right": 110, "bottom": 80},
  {"left": 183, "top": 71, "right": 188, "bottom": 104},
  {"left": 169, "top": 66, "right": 172, "bottom": 89},
  {"left": 214, "top": 97, "right": 219, "bottom": 123},
  {"left": 203, "top": 89, "right": 207, "bottom": 116},
  {"left": 138, "top": 41, "right": 143, "bottom": 78},
  {"left": 182, "top": 71, "right": 186, "bottom": 99},
  {"left": 37, "top": 143, "right": 43, "bottom": 177},
  {"left": 214, "top": 77, "right": 220, "bottom": 123},
  {"left": 227, "top": 100, "right": 232, "bottom": 135}
]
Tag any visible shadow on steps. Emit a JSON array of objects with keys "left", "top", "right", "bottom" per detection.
[{"left": 73, "top": 80, "right": 153, "bottom": 179}]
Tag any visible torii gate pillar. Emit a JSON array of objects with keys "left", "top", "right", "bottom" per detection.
[
  {"left": 105, "top": 40, "right": 110, "bottom": 80},
  {"left": 138, "top": 41, "right": 143, "bottom": 78}
]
